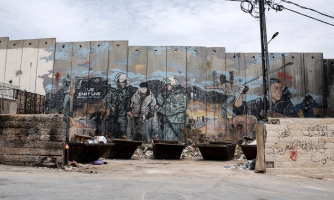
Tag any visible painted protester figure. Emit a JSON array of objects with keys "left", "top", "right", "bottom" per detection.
[
  {"left": 205, "top": 73, "right": 237, "bottom": 118},
  {"left": 294, "top": 95, "right": 319, "bottom": 118},
  {"left": 156, "top": 77, "right": 186, "bottom": 141},
  {"left": 105, "top": 73, "right": 133, "bottom": 138},
  {"left": 62, "top": 73, "right": 82, "bottom": 114},
  {"left": 130, "top": 82, "right": 156, "bottom": 140},
  {"left": 233, "top": 78, "right": 298, "bottom": 120}
]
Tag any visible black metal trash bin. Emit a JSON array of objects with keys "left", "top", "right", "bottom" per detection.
[
  {"left": 240, "top": 144, "right": 257, "bottom": 160},
  {"left": 197, "top": 142, "right": 236, "bottom": 161},
  {"left": 153, "top": 140, "right": 186, "bottom": 159},
  {"left": 105, "top": 139, "right": 143, "bottom": 159},
  {"left": 69, "top": 142, "right": 113, "bottom": 163}
]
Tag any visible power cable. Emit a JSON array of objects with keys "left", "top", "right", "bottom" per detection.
[
  {"left": 281, "top": 0, "right": 334, "bottom": 19},
  {"left": 283, "top": 6, "right": 334, "bottom": 27}
]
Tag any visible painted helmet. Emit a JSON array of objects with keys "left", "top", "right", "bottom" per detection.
[{"left": 114, "top": 72, "right": 129, "bottom": 83}]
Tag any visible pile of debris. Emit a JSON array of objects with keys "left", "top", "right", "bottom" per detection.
[
  {"left": 181, "top": 146, "right": 203, "bottom": 159},
  {"left": 132, "top": 144, "right": 154, "bottom": 159},
  {"left": 183, "top": 127, "right": 234, "bottom": 147},
  {"left": 234, "top": 145, "right": 244, "bottom": 159}
]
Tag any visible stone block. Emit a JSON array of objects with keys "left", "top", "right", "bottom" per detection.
[
  {"left": 0, "top": 148, "right": 64, "bottom": 156},
  {"left": 0, "top": 140, "right": 64, "bottom": 149},
  {"left": 265, "top": 124, "right": 288, "bottom": 132}
]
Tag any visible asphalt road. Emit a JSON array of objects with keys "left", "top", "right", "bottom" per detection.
[{"left": 0, "top": 159, "right": 333, "bottom": 200}]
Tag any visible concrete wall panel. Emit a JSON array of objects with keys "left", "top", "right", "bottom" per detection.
[
  {"left": 0, "top": 37, "right": 9, "bottom": 83},
  {"left": 20, "top": 40, "right": 39, "bottom": 93},
  {"left": 105, "top": 41, "right": 129, "bottom": 139},
  {"left": 47, "top": 42, "right": 73, "bottom": 114},
  {"left": 147, "top": 46, "right": 166, "bottom": 141},
  {"left": 87, "top": 41, "right": 110, "bottom": 133},
  {"left": 324, "top": 59, "right": 334, "bottom": 117},
  {"left": 127, "top": 46, "right": 147, "bottom": 140},
  {"left": 206, "top": 47, "right": 226, "bottom": 137},
  {"left": 71, "top": 42, "right": 90, "bottom": 123},
  {"left": 226, "top": 53, "right": 245, "bottom": 140},
  {"left": 186, "top": 46, "right": 207, "bottom": 135},
  {"left": 166, "top": 46, "right": 187, "bottom": 142},
  {"left": 283, "top": 53, "right": 305, "bottom": 111},
  {"left": 36, "top": 38, "right": 56, "bottom": 96},
  {"left": 4, "top": 40, "right": 23, "bottom": 87},
  {"left": 304, "top": 53, "right": 325, "bottom": 117}
]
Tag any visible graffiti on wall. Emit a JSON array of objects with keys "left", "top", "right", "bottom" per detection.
[{"left": 42, "top": 46, "right": 326, "bottom": 143}]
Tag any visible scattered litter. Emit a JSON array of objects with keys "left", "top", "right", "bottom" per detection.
[
  {"left": 249, "top": 140, "right": 257, "bottom": 145},
  {"left": 91, "top": 160, "right": 103, "bottom": 165},
  {"left": 223, "top": 160, "right": 253, "bottom": 170}
]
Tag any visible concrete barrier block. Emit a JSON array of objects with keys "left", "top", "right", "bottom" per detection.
[{"left": 265, "top": 124, "right": 288, "bottom": 131}]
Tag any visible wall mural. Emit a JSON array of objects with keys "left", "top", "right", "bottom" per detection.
[{"left": 38, "top": 43, "right": 327, "bottom": 143}]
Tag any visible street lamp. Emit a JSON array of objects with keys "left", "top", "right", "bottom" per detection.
[{"left": 268, "top": 32, "right": 279, "bottom": 45}]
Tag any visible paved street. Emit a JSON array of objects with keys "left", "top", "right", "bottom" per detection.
[{"left": 0, "top": 159, "right": 333, "bottom": 200}]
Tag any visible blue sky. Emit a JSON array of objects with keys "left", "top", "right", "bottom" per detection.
[{"left": 1, "top": 0, "right": 333, "bottom": 58}]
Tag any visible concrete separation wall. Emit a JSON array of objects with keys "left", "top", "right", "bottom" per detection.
[
  {"left": 0, "top": 114, "right": 66, "bottom": 167},
  {"left": 265, "top": 118, "right": 334, "bottom": 180}
]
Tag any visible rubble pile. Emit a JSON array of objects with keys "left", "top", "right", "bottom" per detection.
[
  {"left": 183, "top": 127, "right": 233, "bottom": 147},
  {"left": 181, "top": 146, "right": 203, "bottom": 159},
  {"left": 132, "top": 144, "right": 154, "bottom": 159},
  {"left": 234, "top": 145, "right": 244, "bottom": 159}
]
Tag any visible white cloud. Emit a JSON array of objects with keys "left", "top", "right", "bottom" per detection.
[{"left": 0, "top": 0, "right": 333, "bottom": 57}]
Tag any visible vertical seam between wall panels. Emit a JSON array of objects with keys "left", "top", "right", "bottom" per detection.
[
  {"left": 146, "top": 46, "right": 148, "bottom": 142},
  {"left": 205, "top": 47, "right": 207, "bottom": 136},
  {"left": 105, "top": 41, "right": 111, "bottom": 137},
  {"left": 87, "top": 42, "right": 91, "bottom": 129},
  {"left": 49, "top": 40, "right": 56, "bottom": 114},
  {"left": 3, "top": 39, "right": 8, "bottom": 85},
  {"left": 35, "top": 40, "right": 40, "bottom": 94},
  {"left": 19, "top": 42, "right": 23, "bottom": 89},
  {"left": 302, "top": 53, "right": 306, "bottom": 101},
  {"left": 244, "top": 53, "right": 247, "bottom": 139},
  {"left": 185, "top": 46, "right": 188, "bottom": 142},
  {"left": 166, "top": 46, "right": 168, "bottom": 141},
  {"left": 70, "top": 43, "right": 73, "bottom": 117}
]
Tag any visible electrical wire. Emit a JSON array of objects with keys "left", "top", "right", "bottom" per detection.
[
  {"left": 281, "top": 0, "right": 334, "bottom": 19},
  {"left": 283, "top": 6, "right": 334, "bottom": 27}
]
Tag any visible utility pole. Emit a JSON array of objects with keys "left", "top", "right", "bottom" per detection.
[{"left": 259, "top": 0, "right": 272, "bottom": 117}]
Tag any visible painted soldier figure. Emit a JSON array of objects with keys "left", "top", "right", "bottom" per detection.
[
  {"left": 105, "top": 73, "right": 133, "bottom": 138},
  {"left": 156, "top": 77, "right": 186, "bottom": 142}
]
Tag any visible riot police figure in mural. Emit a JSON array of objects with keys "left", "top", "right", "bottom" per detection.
[
  {"left": 105, "top": 72, "right": 133, "bottom": 138},
  {"left": 130, "top": 82, "right": 156, "bottom": 140},
  {"left": 233, "top": 78, "right": 298, "bottom": 120},
  {"left": 156, "top": 77, "right": 186, "bottom": 141},
  {"left": 62, "top": 73, "right": 82, "bottom": 114}
]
